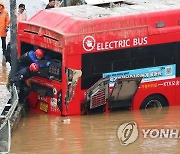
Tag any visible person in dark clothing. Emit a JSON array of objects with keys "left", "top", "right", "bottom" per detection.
[
  {"left": 0, "top": 2, "right": 10, "bottom": 55},
  {"left": 4, "top": 46, "right": 45, "bottom": 66},
  {"left": 19, "top": 48, "right": 44, "bottom": 66},
  {"left": 6, "top": 48, "right": 48, "bottom": 89},
  {"left": 4, "top": 41, "right": 11, "bottom": 64},
  {"left": 45, "top": 0, "right": 55, "bottom": 9},
  {"left": 13, "top": 63, "right": 39, "bottom": 104},
  {"left": 19, "top": 48, "right": 50, "bottom": 68},
  {"left": 14, "top": 63, "right": 39, "bottom": 87}
]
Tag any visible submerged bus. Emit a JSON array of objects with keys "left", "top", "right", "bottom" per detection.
[{"left": 17, "top": 0, "right": 180, "bottom": 116}]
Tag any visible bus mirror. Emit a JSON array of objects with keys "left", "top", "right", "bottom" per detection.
[
  {"left": 65, "top": 68, "right": 82, "bottom": 104},
  {"left": 71, "top": 70, "right": 82, "bottom": 85},
  {"left": 67, "top": 69, "right": 73, "bottom": 82}
]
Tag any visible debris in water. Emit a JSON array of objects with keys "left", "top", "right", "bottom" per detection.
[{"left": 62, "top": 119, "right": 71, "bottom": 124}]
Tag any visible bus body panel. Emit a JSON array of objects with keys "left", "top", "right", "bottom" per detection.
[
  {"left": 17, "top": 2, "right": 180, "bottom": 116},
  {"left": 131, "top": 78, "right": 177, "bottom": 110}
]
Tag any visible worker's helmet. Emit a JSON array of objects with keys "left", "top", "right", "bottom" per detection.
[
  {"left": 29, "top": 63, "right": 39, "bottom": 72},
  {"left": 34, "top": 49, "right": 44, "bottom": 59}
]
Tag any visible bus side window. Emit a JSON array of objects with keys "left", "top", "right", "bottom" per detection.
[
  {"left": 155, "top": 55, "right": 174, "bottom": 66},
  {"left": 113, "top": 60, "right": 132, "bottom": 72},
  {"left": 134, "top": 57, "right": 154, "bottom": 69}
]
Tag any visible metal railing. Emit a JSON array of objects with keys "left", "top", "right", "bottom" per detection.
[{"left": 0, "top": 85, "right": 19, "bottom": 153}]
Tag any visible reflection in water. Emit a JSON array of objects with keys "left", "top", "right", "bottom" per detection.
[
  {"left": 10, "top": 107, "right": 180, "bottom": 154},
  {"left": 0, "top": 52, "right": 11, "bottom": 110},
  {"left": 0, "top": 63, "right": 10, "bottom": 85}
]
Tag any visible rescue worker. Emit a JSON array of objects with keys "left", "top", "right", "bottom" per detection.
[
  {"left": 7, "top": 49, "right": 50, "bottom": 91},
  {"left": 0, "top": 1, "right": 10, "bottom": 62},
  {"left": 19, "top": 48, "right": 50, "bottom": 68},
  {"left": 14, "top": 49, "right": 50, "bottom": 103},
  {"left": 13, "top": 63, "right": 39, "bottom": 104}
]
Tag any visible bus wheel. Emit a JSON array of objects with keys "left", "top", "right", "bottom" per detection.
[
  {"left": 81, "top": 101, "right": 90, "bottom": 115},
  {"left": 140, "top": 94, "right": 168, "bottom": 110}
]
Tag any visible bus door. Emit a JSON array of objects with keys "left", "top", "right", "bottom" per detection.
[
  {"left": 82, "top": 77, "right": 142, "bottom": 113},
  {"left": 108, "top": 77, "right": 142, "bottom": 109}
]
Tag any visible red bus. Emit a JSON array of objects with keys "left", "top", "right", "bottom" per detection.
[{"left": 17, "top": 1, "right": 180, "bottom": 116}]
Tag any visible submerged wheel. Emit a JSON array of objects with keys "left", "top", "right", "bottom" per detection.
[
  {"left": 81, "top": 101, "right": 90, "bottom": 115},
  {"left": 140, "top": 94, "right": 168, "bottom": 110}
]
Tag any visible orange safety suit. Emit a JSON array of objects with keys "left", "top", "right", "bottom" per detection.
[{"left": 0, "top": 2, "right": 10, "bottom": 37}]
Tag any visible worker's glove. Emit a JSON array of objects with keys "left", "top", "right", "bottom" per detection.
[
  {"left": 47, "top": 61, "right": 51, "bottom": 66},
  {"left": 6, "top": 27, "right": 9, "bottom": 32}
]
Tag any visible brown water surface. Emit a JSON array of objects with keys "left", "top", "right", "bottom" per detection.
[{"left": 10, "top": 107, "right": 180, "bottom": 154}]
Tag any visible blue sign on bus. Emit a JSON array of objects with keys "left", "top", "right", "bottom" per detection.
[{"left": 103, "top": 64, "right": 176, "bottom": 86}]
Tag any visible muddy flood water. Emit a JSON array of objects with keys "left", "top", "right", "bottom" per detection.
[
  {"left": 1, "top": 54, "right": 180, "bottom": 154},
  {"left": 9, "top": 107, "right": 180, "bottom": 154}
]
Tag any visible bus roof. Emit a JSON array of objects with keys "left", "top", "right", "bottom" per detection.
[
  {"left": 58, "top": 0, "right": 180, "bottom": 18},
  {"left": 26, "top": 0, "right": 180, "bottom": 35}
]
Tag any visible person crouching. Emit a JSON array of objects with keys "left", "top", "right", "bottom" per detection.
[{"left": 13, "top": 63, "right": 39, "bottom": 104}]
